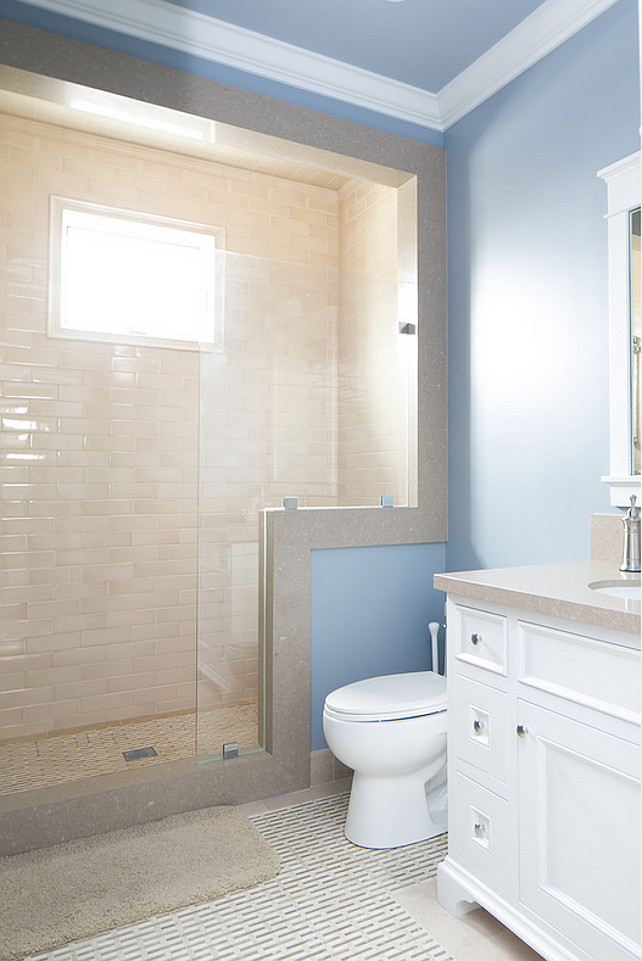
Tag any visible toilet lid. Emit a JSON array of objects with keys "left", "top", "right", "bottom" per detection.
[{"left": 324, "top": 671, "right": 447, "bottom": 722}]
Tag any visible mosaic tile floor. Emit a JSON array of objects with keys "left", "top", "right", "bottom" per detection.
[
  {"left": 0, "top": 703, "right": 259, "bottom": 796},
  {"left": 16, "top": 791, "right": 454, "bottom": 961}
]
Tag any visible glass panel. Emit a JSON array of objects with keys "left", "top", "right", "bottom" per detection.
[
  {"left": 195, "top": 252, "right": 416, "bottom": 761},
  {"left": 630, "top": 207, "right": 641, "bottom": 476}
]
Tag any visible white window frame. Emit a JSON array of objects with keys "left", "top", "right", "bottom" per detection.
[
  {"left": 598, "top": 152, "right": 641, "bottom": 507},
  {"left": 48, "top": 197, "right": 225, "bottom": 351}
]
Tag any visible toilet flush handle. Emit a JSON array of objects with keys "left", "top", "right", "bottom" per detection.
[{"left": 428, "top": 621, "right": 440, "bottom": 674}]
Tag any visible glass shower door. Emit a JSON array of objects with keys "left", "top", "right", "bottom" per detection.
[{"left": 195, "top": 250, "right": 414, "bottom": 761}]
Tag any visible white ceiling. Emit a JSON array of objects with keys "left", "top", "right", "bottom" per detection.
[{"left": 8, "top": 0, "right": 622, "bottom": 130}]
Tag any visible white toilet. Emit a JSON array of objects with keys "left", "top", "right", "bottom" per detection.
[{"left": 323, "top": 670, "right": 448, "bottom": 849}]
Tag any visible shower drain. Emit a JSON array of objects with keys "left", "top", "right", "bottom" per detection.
[{"left": 122, "top": 746, "right": 158, "bottom": 762}]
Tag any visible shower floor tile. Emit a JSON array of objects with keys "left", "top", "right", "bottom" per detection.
[{"left": 0, "top": 703, "right": 259, "bottom": 796}]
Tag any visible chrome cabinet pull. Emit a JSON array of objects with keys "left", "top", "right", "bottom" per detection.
[
  {"left": 473, "top": 823, "right": 486, "bottom": 836},
  {"left": 471, "top": 632, "right": 482, "bottom": 646},
  {"left": 473, "top": 719, "right": 484, "bottom": 733},
  {"left": 516, "top": 724, "right": 528, "bottom": 738}
]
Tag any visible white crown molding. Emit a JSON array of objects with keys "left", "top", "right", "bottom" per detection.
[
  {"left": 11, "top": 0, "right": 622, "bottom": 133},
  {"left": 438, "top": 0, "right": 621, "bottom": 129},
  {"left": 10, "top": 0, "right": 443, "bottom": 128}
]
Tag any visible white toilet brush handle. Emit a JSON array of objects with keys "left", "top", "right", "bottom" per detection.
[{"left": 428, "top": 621, "right": 440, "bottom": 675}]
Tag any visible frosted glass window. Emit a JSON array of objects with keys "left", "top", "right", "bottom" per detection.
[{"left": 48, "top": 198, "right": 224, "bottom": 349}]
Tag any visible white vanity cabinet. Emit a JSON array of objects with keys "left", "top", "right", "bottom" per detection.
[{"left": 438, "top": 597, "right": 641, "bottom": 961}]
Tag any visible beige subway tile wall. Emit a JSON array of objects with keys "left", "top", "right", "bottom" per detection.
[
  {"left": 0, "top": 105, "right": 343, "bottom": 742},
  {"left": 337, "top": 180, "right": 408, "bottom": 508}
]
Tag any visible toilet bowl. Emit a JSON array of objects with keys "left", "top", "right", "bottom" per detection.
[{"left": 323, "top": 671, "right": 447, "bottom": 849}]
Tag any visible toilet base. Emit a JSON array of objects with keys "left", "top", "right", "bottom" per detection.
[{"left": 344, "top": 763, "right": 447, "bottom": 849}]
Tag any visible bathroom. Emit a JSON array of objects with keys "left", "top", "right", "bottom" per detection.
[{"left": 0, "top": 0, "right": 639, "bottom": 959}]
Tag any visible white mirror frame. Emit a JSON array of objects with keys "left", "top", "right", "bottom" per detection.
[{"left": 598, "top": 151, "right": 641, "bottom": 507}]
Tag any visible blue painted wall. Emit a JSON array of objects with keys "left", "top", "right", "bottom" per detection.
[
  {"left": 443, "top": 0, "right": 640, "bottom": 573},
  {"left": 310, "top": 542, "right": 447, "bottom": 750}
]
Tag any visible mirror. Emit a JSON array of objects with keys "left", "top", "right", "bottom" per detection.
[{"left": 598, "top": 152, "right": 641, "bottom": 506}]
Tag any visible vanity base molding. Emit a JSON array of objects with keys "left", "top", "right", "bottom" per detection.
[{"left": 438, "top": 858, "right": 601, "bottom": 961}]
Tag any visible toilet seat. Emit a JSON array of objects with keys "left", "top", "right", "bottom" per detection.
[{"left": 323, "top": 671, "right": 447, "bottom": 722}]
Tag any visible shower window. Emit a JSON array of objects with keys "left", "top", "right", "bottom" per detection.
[{"left": 48, "top": 197, "right": 225, "bottom": 350}]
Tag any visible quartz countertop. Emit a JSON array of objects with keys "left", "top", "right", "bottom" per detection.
[{"left": 434, "top": 561, "right": 640, "bottom": 636}]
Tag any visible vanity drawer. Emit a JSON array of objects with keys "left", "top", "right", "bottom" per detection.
[
  {"left": 518, "top": 621, "right": 641, "bottom": 724},
  {"left": 448, "top": 771, "right": 515, "bottom": 894},
  {"left": 453, "top": 675, "right": 509, "bottom": 784},
  {"left": 452, "top": 603, "right": 508, "bottom": 676}
]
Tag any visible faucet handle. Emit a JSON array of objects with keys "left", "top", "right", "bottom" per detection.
[{"left": 627, "top": 494, "right": 640, "bottom": 519}]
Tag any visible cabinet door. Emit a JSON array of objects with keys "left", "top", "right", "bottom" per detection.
[{"left": 518, "top": 700, "right": 640, "bottom": 961}]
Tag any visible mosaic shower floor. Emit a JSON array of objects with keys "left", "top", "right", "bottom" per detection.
[{"left": 0, "top": 703, "right": 259, "bottom": 796}]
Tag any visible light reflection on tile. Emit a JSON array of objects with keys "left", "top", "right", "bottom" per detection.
[{"left": 0, "top": 702, "right": 259, "bottom": 795}]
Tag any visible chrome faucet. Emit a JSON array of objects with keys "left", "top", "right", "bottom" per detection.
[{"left": 620, "top": 494, "right": 641, "bottom": 573}]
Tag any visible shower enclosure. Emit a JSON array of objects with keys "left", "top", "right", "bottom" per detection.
[{"left": 0, "top": 71, "right": 417, "bottom": 803}]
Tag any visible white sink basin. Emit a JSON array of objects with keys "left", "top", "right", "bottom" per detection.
[{"left": 588, "top": 579, "right": 641, "bottom": 601}]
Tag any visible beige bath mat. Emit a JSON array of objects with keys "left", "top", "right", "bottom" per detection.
[{"left": 0, "top": 805, "right": 279, "bottom": 961}]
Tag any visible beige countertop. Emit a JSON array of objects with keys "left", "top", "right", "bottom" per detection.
[{"left": 434, "top": 561, "right": 641, "bottom": 636}]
